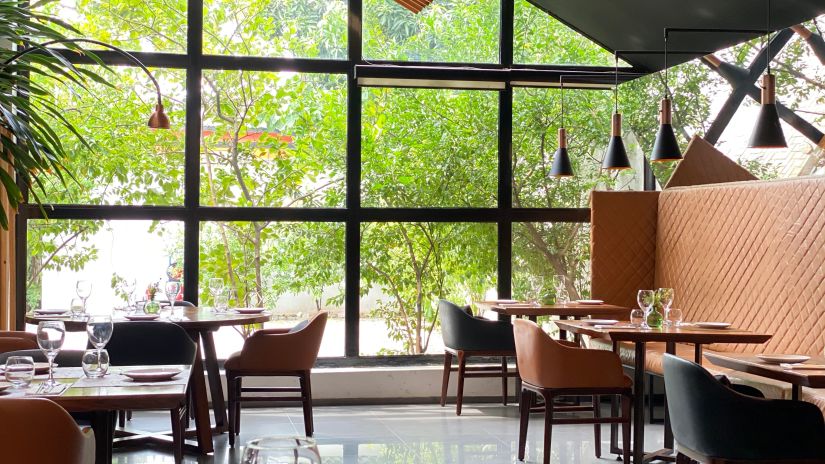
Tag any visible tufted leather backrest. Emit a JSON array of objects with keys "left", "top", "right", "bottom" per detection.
[{"left": 656, "top": 176, "right": 825, "bottom": 354}]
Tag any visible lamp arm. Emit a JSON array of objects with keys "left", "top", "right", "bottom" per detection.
[{"left": 2, "top": 38, "right": 163, "bottom": 106}]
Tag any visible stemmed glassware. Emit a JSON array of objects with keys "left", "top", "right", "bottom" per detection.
[
  {"left": 86, "top": 315, "right": 113, "bottom": 378},
  {"left": 76, "top": 280, "right": 92, "bottom": 311},
  {"left": 208, "top": 278, "right": 224, "bottom": 306},
  {"left": 37, "top": 321, "right": 65, "bottom": 388},
  {"left": 637, "top": 290, "right": 656, "bottom": 330},
  {"left": 70, "top": 298, "right": 85, "bottom": 319},
  {"left": 657, "top": 288, "right": 675, "bottom": 326},
  {"left": 165, "top": 280, "right": 182, "bottom": 306},
  {"left": 122, "top": 277, "right": 137, "bottom": 309},
  {"left": 554, "top": 275, "right": 570, "bottom": 305}
]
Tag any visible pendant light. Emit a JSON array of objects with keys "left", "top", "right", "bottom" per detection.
[
  {"left": 651, "top": 30, "right": 682, "bottom": 162},
  {"left": 550, "top": 76, "right": 574, "bottom": 177},
  {"left": 748, "top": 0, "right": 787, "bottom": 148},
  {"left": 602, "top": 52, "right": 631, "bottom": 170}
]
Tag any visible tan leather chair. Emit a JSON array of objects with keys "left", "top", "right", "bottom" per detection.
[
  {"left": 225, "top": 311, "right": 327, "bottom": 447},
  {"left": 0, "top": 397, "right": 95, "bottom": 463},
  {"left": 513, "top": 319, "right": 632, "bottom": 464},
  {"left": 0, "top": 331, "right": 38, "bottom": 354}
]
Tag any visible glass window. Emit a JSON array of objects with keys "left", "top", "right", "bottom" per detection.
[
  {"left": 203, "top": 0, "right": 347, "bottom": 58},
  {"left": 360, "top": 222, "right": 496, "bottom": 356},
  {"left": 363, "top": 0, "right": 499, "bottom": 63},
  {"left": 199, "top": 222, "right": 345, "bottom": 358},
  {"left": 201, "top": 71, "right": 347, "bottom": 208},
  {"left": 38, "top": 0, "right": 187, "bottom": 53},
  {"left": 34, "top": 66, "right": 186, "bottom": 205},
  {"left": 361, "top": 88, "right": 498, "bottom": 207}
]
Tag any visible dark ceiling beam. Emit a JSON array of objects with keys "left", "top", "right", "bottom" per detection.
[
  {"left": 701, "top": 28, "right": 793, "bottom": 144},
  {"left": 791, "top": 24, "right": 825, "bottom": 64}
]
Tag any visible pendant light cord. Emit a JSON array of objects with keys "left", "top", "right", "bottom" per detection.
[
  {"left": 664, "top": 30, "right": 670, "bottom": 99},
  {"left": 614, "top": 52, "right": 619, "bottom": 113},
  {"left": 766, "top": 0, "right": 771, "bottom": 75},
  {"left": 560, "top": 75, "right": 565, "bottom": 128}
]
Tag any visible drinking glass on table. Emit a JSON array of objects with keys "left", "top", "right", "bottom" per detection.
[
  {"left": 245, "top": 290, "right": 263, "bottom": 309},
  {"left": 82, "top": 349, "right": 110, "bottom": 378},
  {"left": 666, "top": 308, "right": 684, "bottom": 327},
  {"left": 122, "top": 277, "right": 137, "bottom": 308},
  {"left": 636, "top": 290, "right": 656, "bottom": 330},
  {"left": 75, "top": 280, "right": 92, "bottom": 310},
  {"left": 241, "top": 436, "right": 321, "bottom": 464},
  {"left": 554, "top": 275, "right": 570, "bottom": 305},
  {"left": 208, "top": 278, "right": 224, "bottom": 305},
  {"left": 87, "top": 315, "right": 113, "bottom": 354},
  {"left": 4, "top": 356, "right": 35, "bottom": 389},
  {"left": 214, "top": 292, "right": 229, "bottom": 314},
  {"left": 70, "top": 298, "right": 86, "bottom": 319},
  {"left": 657, "top": 287, "right": 675, "bottom": 326},
  {"left": 165, "top": 280, "right": 181, "bottom": 306},
  {"left": 37, "top": 321, "right": 65, "bottom": 388},
  {"left": 629, "top": 308, "right": 645, "bottom": 328}
]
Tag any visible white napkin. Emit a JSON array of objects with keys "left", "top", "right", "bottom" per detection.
[{"left": 779, "top": 363, "right": 825, "bottom": 370}]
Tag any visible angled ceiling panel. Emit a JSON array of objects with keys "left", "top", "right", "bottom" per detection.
[{"left": 528, "top": 0, "right": 825, "bottom": 72}]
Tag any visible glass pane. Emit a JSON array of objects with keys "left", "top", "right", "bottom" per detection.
[
  {"left": 363, "top": 0, "right": 499, "bottom": 63},
  {"left": 361, "top": 88, "right": 498, "bottom": 207},
  {"left": 512, "top": 87, "right": 644, "bottom": 208},
  {"left": 201, "top": 71, "right": 347, "bottom": 208},
  {"left": 360, "top": 222, "right": 497, "bottom": 355},
  {"left": 26, "top": 219, "right": 184, "bottom": 347},
  {"left": 203, "top": 0, "right": 347, "bottom": 58},
  {"left": 199, "top": 222, "right": 345, "bottom": 357},
  {"left": 34, "top": 66, "right": 186, "bottom": 205},
  {"left": 514, "top": 0, "right": 616, "bottom": 66},
  {"left": 38, "top": 0, "right": 186, "bottom": 53}
]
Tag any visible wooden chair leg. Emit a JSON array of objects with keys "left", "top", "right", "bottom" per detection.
[
  {"left": 621, "top": 393, "right": 632, "bottom": 464},
  {"left": 543, "top": 392, "right": 554, "bottom": 464},
  {"left": 170, "top": 407, "right": 183, "bottom": 463},
  {"left": 456, "top": 351, "right": 466, "bottom": 416},
  {"left": 227, "top": 374, "right": 236, "bottom": 448},
  {"left": 593, "top": 394, "right": 601, "bottom": 458},
  {"left": 518, "top": 388, "right": 532, "bottom": 461},
  {"left": 300, "top": 371, "right": 314, "bottom": 437},
  {"left": 117, "top": 410, "right": 125, "bottom": 428},
  {"left": 440, "top": 352, "right": 452, "bottom": 407},
  {"left": 501, "top": 356, "right": 508, "bottom": 406}
]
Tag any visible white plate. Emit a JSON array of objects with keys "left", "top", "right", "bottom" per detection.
[
  {"left": 123, "top": 368, "right": 182, "bottom": 382},
  {"left": 694, "top": 322, "right": 732, "bottom": 329},
  {"left": 0, "top": 382, "right": 11, "bottom": 393},
  {"left": 576, "top": 300, "right": 604, "bottom": 305},
  {"left": 124, "top": 314, "right": 160, "bottom": 321},
  {"left": 581, "top": 319, "right": 618, "bottom": 326},
  {"left": 233, "top": 307, "right": 266, "bottom": 314},
  {"left": 34, "top": 309, "right": 68, "bottom": 315},
  {"left": 757, "top": 354, "right": 811, "bottom": 365}
]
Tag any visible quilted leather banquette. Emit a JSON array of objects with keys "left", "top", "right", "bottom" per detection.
[{"left": 589, "top": 175, "right": 825, "bottom": 408}]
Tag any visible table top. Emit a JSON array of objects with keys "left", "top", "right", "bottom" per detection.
[
  {"left": 554, "top": 320, "right": 773, "bottom": 345},
  {"left": 2, "top": 365, "right": 190, "bottom": 412},
  {"left": 475, "top": 300, "right": 629, "bottom": 318},
  {"left": 25, "top": 307, "right": 271, "bottom": 332},
  {"left": 705, "top": 352, "right": 825, "bottom": 389}
]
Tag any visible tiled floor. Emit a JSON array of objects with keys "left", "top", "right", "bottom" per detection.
[{"left": 113, "top": 403, "right": 664, "bottom": 463}]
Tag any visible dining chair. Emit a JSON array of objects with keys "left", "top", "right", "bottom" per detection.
[
  {"left": 663, "top": 354, "right": 825, "bottom": 464},
  {"left": 0, "top": 349, "right": 84, "bottom": 366},
  {"left": 103, "top": 321, "right": 197, "bottom": 462},
  {"left": 513, "top": 319, "right": 632, "bottom": 464},
  {"left": 439, "top": 299, "right": 518, "bottom": 416},
  {"left": 225, "top": 311, "right": 327, "bottom": 447},
  {"left": 0, "top": 398, "right": 96, "bottom": 464},
  {"left": 0, "top": 330, "right": 38, "bottom": 354}
]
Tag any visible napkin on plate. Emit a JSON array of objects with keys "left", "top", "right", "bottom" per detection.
[{"left": 779, "top": 363, "right": 825, "bottom": 370}]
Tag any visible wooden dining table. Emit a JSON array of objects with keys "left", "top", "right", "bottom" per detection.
[
  {"left": 705, "top": 352, "right": 825, "bottom": 401},
  {"left": 25, "top": 307, "right": 271, "bottom": 451},
  {"left": 7, "top": 364, "right": 191, "bottom": 463},
  {"left": 555, "top": 320, "right": 772, "bottom": 464}
]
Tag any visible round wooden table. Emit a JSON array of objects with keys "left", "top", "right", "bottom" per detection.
[{"left": 26, "top": 307, "right": 271, "bottom": 452}]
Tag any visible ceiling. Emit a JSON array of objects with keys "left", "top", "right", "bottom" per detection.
[{"left": 529, "top": 0, "right": 825, "bottom": 72}]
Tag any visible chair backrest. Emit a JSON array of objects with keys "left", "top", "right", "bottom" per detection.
[
  {"left": 0, "top": 331, "right": 38, "bottom": 354},
  {"left": 513, "top": 318, "right": 564, "bottom": 387},
  {"left": 239, "top": 311, "right": 328, "bottom": 372},
  {"left": 103, "top": 321, "right": 196, "bottom": 366},
  {"left": 172, "top": 300, "right": 196, "bottom": 307},
  {"left": 438, "top": 300, "right": 477, "bottom": 349},
  {"left": 0, "top": 398, "right": 95, "bottom": 464},
  {"left": 0, "top": 349, "right": 84, "bottom": 367}
]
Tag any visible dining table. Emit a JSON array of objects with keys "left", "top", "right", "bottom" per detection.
[
  {"left": 555, "top": 320, "right": 772, "bottom": 464},
  {"left": 2, "top": 364, "right": 191, "bottom": 463},
  {"left": 705, "top": 352, "right": 825, "bottom": 401},
  {"left": 25, "top": 306, "right": 272, "bottom": 451}
]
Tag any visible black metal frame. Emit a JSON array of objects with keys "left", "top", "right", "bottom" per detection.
[{"left": 14, "top": 0, "right": 654, "bottom": 361}]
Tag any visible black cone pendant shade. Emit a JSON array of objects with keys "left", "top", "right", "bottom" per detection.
[
  {"left": 602, "top": 113, "right": 631, "bottom": 170},
  {"left": 651, "top": 98, "right": 682, "bottom": 161},
  {"left": 550, "top": 128, "right": 574, "bottom": 177},
  {"left": 748, "top": 73, "right": 787, "bottom": 148}
]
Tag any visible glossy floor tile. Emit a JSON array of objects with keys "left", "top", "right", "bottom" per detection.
[{"left": 113, "top": 403, "right": 664, "bottom": 463}]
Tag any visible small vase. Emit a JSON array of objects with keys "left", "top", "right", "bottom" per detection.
[
  {"left": 144, "top": 300, "right": 160, "bottom": 315},
  {"left": 647, "top": 307, "right": 664, "bottom": 329}
]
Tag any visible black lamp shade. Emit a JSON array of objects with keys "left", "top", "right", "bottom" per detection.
[
  {"left": 602, "top": 113, "right": 631, "bottom": 170},
  {"left": 651, "top": 123, "right": 682, "bottom": 161},
  {"left": 748, "top": 103, "right": 787, "bottom": 148},
  {"left": 550, "top": 147, "right": 574, "bottom": 177}
]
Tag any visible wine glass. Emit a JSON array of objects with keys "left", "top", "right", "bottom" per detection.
[
  {"left": 637, "top": 290, "right": 656, "bottom": 330},
  {"left": 76, "top": 280, "right": 92, "bottom": 310},
  {"left": 208, "top": 278, "right": 224, "bottom": 305},
  {"left": 241, "top": 436, "right": 321, "bottom": 464},
  {"left": 122, "top": 277, "right": 137, "bottom": 308},
  {"left": 87, "top": 315, "right": 113, "bottom": 355},
  {"left": 554, "top": 275, "right": 570, "bottom": 305},
  {"left": 37, "top": 321, "right": 65, "bottom": 388},
  {"left": 70, "top": 297, "right": 85, "bottom": 319},
  {"left": 165, "top": 280, "right": 181, "bottom": 306},
  {"left": 657, "top": 288, "right": 675, "bottom": 326}
]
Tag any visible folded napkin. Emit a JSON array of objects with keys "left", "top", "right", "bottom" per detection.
[{"left": 779, "top": 363, "right": 825, "bottom": 370}]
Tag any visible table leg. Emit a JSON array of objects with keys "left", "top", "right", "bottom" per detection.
[
  {"left": 91, "top": 411, "right": 113, "bottom": 464},
  {"left": 200, "top": 330, "right": 228, "bottom": 431},
  {"left": 694, "top": 345, "right": 703, "bottom": 364},
  {"left": 664, "top": 342, "right": 675, "bottom": 450},
  {"left": 610, "top": 341, "right": 621, "bottom": 455},
  {"left": 188, "top": 330, "right": 215, "bottom": 454},
  {"left": 633, "top": 342, "right": 646, "bottom": 464},
  {"left": 792, "top": 385, "right": 800, "bottom": 401}
]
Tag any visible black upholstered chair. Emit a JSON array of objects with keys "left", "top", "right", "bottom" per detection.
[
  {"left": 439, "top": 299, "right": 518, "bottom": 415},
  {"left": 663, "top": 354, "right": 825, "bottom": 464},
  {"left": 0, "top": 349, "right": 84, "bottom": 367}
]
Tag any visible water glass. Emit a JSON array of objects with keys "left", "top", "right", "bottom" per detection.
[
  {"left": 87, "top": 315, "right": 113, "bottom": 350},
  {"left": 165, "top": 280, "right": 181, "bottom": 305},
  {"left": 208, "top": 278, "right": 224, "bottom": 304},
  {"left": 4, "top": 356, "right": 35, "bottom": 388},
  {"left": 214, "top": 293, "right": 229, "bottom": 313},
  {"left": 637, "top": 289, "right": 656, "bottom": 330},
  {"left": 554, "top": 275, "right": 570, "bottom": 305},
  {"left": 70, "top": 298, "right": 86, "bottom": 319},
  {"left": 37, "top": 321, "right": 65, "bottom": 387},
  {"left": 667, "top": 308, "right": 684, "bottom": 327},
  {"left": 81, "top": 349, "right": 110, "bottom": 378},
  {"left": 76, "top": 280, "right": 92, "bottom": 309},
  {"left": 241, "top": 437, "right": 321, "bottom": 464},
  {"left": 657, "top": 287, "right": 675, "bottom": 325},
  {"left": 629, "top": 308, "right": 645, "bottom": 328}
]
